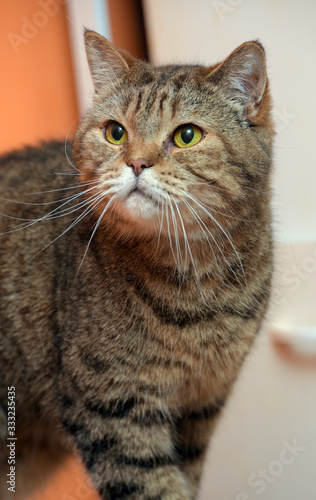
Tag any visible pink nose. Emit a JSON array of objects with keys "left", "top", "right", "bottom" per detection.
[{"left": 127, "top": 158, "right": 151, "bottom": 177}]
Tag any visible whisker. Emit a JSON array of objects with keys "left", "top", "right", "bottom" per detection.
[
  {"left": 49, "top": 171, "right": 80, "bottom": 176},
  {"left": 172, "top": 197, "right": 218, "bottom": 305},
  {"left": 172, "top": 195, "right": 194, "bottom": 279},
  {"left": 164, "top": 196, "right": 180, "bottom": 274},
  {"left": 0, "top": 197, "right": 98, "bottom": 235},
  {"left": 168, "top": 194, "right": 182, "bottom": 276},
  {"left": 181, "top": 191, "right": 245, "bottom": 283},
  {"left": 26, "top": 180, "right": 99, "bottom": 195},
  {"left": 189, "top": 178, "right": 270, "bottom": 196},
  {"left": 188, "top": 180, "right": 228, "bottom": 192},
  {"left": 0, "top": 182, "right": 100, "bottom": 207},
  {"left": 20, "top": 192, "right": 108, "bottom": 269},
  {"left": 181, "top": 198, "right": 220, "bottom": 272},
  {"left": 31, "top": 186, "right": 100, "bottom": 221},
  {"left": 243, "top": 185, "right": 270, "bottom": 195},
  {"left": 155, "top": 197, "right": 165, "bottom": 256},
  {"left": 0, "top": 186, "right": 101, "bottom": 232},
  {"left": 179, "top": 190, "right": 250, "bottom": 222},
  {"left": 0, "top": 212, "right": 35, "bottom": 223},
  {"left": 75, "top": 194, "right": 117, "bottom": 278},
  {"left": 44, "top": 192, "right": 104, "bottom": 220},
  {"left": 64, "top": 116, "right": 80, "bottom": 172}
]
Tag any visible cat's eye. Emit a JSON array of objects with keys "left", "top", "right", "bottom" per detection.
[
  {"left": 104, "top": 121, "right": 128, "bottom": 145},
  {"left": 173, "top": 124, "right": 203, "bottom": 148}
]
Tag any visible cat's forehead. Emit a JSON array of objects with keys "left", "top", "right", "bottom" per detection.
[
  {"left": 131, "top": 63, "right": 203, "bottom": 89},
  {"left": 130, "top": 64, "right": 206, "bottom": 104},
  {"left": 118, "top": 64, "right": 209, "bottom": 135}
]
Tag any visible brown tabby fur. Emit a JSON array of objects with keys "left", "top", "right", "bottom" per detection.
[{"left": 0, "top": 31, "right": 274, "bottom": 499}]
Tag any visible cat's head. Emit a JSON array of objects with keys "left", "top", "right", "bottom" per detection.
[{"left": 73, "top": 31, "right": 273, "bottom": 242}]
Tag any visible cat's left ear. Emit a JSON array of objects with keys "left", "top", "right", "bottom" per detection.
[
  {"left": 210, "top": 41, "right": 267, "bottom": 122},
  {"left": 84, "top": 30, "right": 136, "bottom": 93}
]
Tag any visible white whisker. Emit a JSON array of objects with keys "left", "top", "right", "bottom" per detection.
[
  {"left": 26, "top": 180, "right": 99, "bottom": 195},
  {"left": 0, "top": 182, "right": 99, "bottom": 207},
  {"left": 180, "top": 191, "right": 245, "bottom": 284},
  {"left": 64, "top": 116, "right": 80, "bottom": 172},
  {"left": 19, "top": 191, "right": 109, "bottom": 269},
  {"left": 49, "top": 170, "right": 80, "bottom": 176},
  {"left": 164, "top": 196, "right": 181, "bottom": 274},
  {"left": 168, "top": 194, "right": 182, "bottom": 276},
  {"left": 75, "top": 194, "right": 117, "bottom": 278},
  {"left": 0, "top": 186, "right": 101, "bottom": 236},
  {"left": 155, "top": 197, "right": 165, "bottom": 256},
  {"left": 45, "top": 192, "right": 104, "bottom": 220},
  {"left": 172, "top": 195, "right": 195, "bottom": 279},
  {"left": 181, "top": 197, "right": 220, "bottom": 271}
]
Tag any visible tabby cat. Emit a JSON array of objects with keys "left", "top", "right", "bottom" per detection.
[{"left": 0, "top": 30, "right": 273, "bottom": 499}]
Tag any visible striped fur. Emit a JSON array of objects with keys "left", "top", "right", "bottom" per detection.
[{"left": 0, "top": 32, "right": 273, "bottom": 499}]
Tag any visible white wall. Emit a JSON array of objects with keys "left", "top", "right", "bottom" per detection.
[
  {"left": 198, "top": 325, "right": 316, "bottom": 500},
  {"left": 196, "top": 241, "right": 316, "bottom": 500},
  {"left": 66, "top": 0, "right": 112, "bottom": 114}
]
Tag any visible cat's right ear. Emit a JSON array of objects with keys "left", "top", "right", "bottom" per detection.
[{"left": 84, "top": 30, "right": 136, "bottom": 93}]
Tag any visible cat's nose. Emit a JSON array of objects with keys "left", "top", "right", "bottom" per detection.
[{"left": 127, "top": 158, "right": 152, "bottom": 177}]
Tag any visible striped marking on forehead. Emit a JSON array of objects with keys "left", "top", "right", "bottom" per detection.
[{"left": 133, "top": 66, "right": 194, "bottom": 118}]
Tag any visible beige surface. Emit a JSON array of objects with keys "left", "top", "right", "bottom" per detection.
[{"left": 198, "top": 242, "right": 316, "bottom": 500}]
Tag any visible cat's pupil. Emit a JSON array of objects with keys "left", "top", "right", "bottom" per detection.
[
  {"left": 111, "top": 123, "right": 124, "bottom": 141},
  {"left": 181, "top": 126, "right": 194, "bottom": 144}
]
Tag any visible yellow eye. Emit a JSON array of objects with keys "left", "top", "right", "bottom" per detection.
[
  {"left": 104, "top": 121, "right": 128, "bottom": 145},
  {"left": 173, "top": 124, "right": 203, "bottom": 148}
]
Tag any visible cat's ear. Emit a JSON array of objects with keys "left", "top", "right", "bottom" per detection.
[
  {"left": 84, "top": 30, "right": 136, "bottom": 93},
  {"left": 210, "top": 41, "right": 267, "bottom": 122}
]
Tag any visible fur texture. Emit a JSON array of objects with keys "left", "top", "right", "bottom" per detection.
[{"left": 0, "top": 31, "right": 274, "bottom": 499}]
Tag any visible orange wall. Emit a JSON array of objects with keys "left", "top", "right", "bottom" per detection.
[
  {"left": 28, "top": 456, "right": 100, "bottom": 500},
  {"left": 0, "top": 0, "right": 79, "bottom": 154}
]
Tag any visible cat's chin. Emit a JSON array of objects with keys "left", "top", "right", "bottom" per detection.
[{"left": 120, "top": 190, "right": 159, "bottom": 221}]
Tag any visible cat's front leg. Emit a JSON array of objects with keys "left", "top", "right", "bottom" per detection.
[
  {"left": 61, "top": 396, "right": 195, "bottom": 500},
  {"left": 175, "top": 399, "right": 225, "bottom": 497}
]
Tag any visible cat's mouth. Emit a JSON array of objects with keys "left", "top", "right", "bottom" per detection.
[
  {"left": 128, "top": 186, "right": 157, "bottom": 205},
  {"left": 129, "top": 186, "right": 146, "bottom": 197},
  {"left": 120, "top": 184, "right": 160, "bottom": 221}
]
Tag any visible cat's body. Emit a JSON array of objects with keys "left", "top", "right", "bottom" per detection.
[{"left": 0, "top": 32, "right": 273, "bottom": 499}]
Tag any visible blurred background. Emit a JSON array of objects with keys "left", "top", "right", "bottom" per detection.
[{"left": 0, "top": 1, "right": 315, "bottom": 499}]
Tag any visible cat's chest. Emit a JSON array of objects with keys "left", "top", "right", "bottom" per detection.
[
  {"left": 60, "top": 267, "right": 238, "bottom": 389},
  {"left": 55, "top": 236, "right": 249, "bottom": 397}
]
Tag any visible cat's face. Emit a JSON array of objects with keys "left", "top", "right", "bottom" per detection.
[{"left": 74, "top": 32, "right": 273, "bottom": 241}]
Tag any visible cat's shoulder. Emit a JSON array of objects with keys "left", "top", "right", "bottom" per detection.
[
  {"left": 0, "top": 140, "right": 71, "bottom": 171},
  {"left": 0, "top": 140, "right": 72, "bottom": 195}
]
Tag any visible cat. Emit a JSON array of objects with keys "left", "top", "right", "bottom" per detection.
[{"left": 0, "top": 30, "right": 274, "bottom": 500}]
